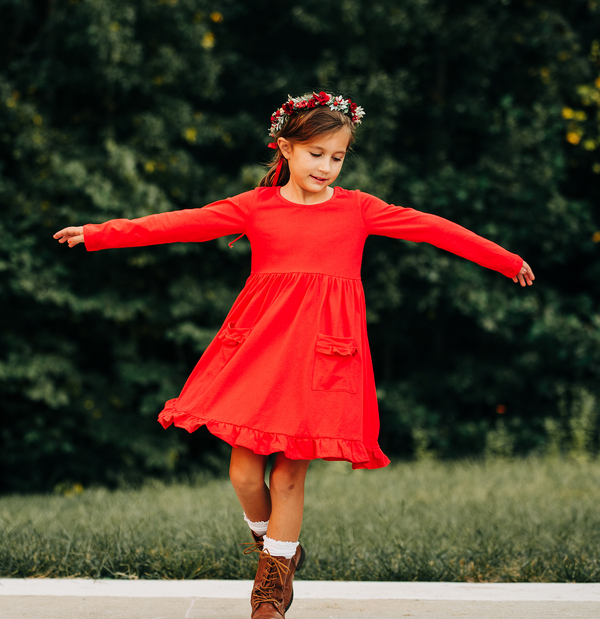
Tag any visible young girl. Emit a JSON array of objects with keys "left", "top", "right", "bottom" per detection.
[{"left": 54, "top": 92, "right": 534, "bottom": 618}]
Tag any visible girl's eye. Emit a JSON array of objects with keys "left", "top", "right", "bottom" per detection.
[{"left": 310, "top": 153, "right": 343, "bottom": 162}]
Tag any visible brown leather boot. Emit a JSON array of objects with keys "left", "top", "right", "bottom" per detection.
[{"left": 250, "top": 546, "right": 305, "bottom": 618}]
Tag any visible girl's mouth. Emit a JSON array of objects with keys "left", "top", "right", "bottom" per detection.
[{"left": 311, "top": 175, "right": 328, "bottom": 183}]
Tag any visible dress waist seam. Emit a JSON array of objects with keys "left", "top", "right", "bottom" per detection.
[{"left": 250, "top": 270, "right": 361, "bottom": 281}]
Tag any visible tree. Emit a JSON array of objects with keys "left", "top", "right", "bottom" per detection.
[{"left": 1, "top": 0, "right": 599, "bottom": 492}]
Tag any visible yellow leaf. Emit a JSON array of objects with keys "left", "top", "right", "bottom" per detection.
[
  {"left": 201, "top": 32, "right": 215, "bottom": 49},
  {"left": 562, "top": 107, "right": 574, "bottom": 119},
  {"left": 566, "top": 132, "right": 581, "bottom": 145},
  {"left": 184, "top": 127, "right": 197, "bottom": 142},
  {"left": 210, "top": 12, "right": 223, "bottom": 23}
]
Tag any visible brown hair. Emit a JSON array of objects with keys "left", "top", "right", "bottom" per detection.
[{"left": 259, "top": 105, "right": 356, "bottom": 187}]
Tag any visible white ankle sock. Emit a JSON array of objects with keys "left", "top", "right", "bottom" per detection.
[
  {"left": 263, "top": 535, "right": 299, "bottom": 559},
  {"left": 243, "top": 512, "right": 269, "bottom": 536}
]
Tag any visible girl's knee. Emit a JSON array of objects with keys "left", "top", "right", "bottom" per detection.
[
  {"left": 229, "top": 447, "right": 268, "bottom": 492},
  {"left": 229, "top": 461, "right": 264, "bottom": 493},
  {"left": 269, "top": 458, "right": 310, "bottom": 492}
]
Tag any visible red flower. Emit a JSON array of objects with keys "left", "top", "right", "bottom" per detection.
[
  {"left": 315, "top": 91, "right": 330, "bottom": 104},
  {"left": 282, "top": 102, "right": 294, "bottom": 115}
]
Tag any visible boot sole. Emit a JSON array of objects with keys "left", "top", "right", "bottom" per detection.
[{"left": 285, "top": 545, "right": 306, "bottom": 612}]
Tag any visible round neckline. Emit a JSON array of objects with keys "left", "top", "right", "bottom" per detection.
[{"left": 276, "top": 185, "right": 339, "bottom": 206}]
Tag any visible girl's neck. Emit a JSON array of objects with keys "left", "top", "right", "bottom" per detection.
[{"left": 279, "top": 182, "right": 334, "bottom": 205}]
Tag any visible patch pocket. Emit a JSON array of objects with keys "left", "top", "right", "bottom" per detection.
[
  {"left": 312, "top": 334, "right": 359, "bottom": 393},
  {"left": 209, "top": 321, "right": 252, "bottom": 375}
]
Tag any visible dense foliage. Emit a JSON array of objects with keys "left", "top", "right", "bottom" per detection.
[{"left": 1, "top": 0, "right": 599, "bottom": 492}]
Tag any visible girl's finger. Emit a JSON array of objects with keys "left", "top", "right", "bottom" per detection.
[
  {"left": 54, "top": 226, "right": 83, "bottom": 239},
  {"left": 68, "top": 235, "right": 84, "bottom": 246},
  {"left": 525, "top": 267, "right": 534, "bottom": 285}
]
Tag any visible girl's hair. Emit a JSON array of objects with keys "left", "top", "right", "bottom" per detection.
[{"left": 259, "top": 105, "right": 356, "bottom": 187}]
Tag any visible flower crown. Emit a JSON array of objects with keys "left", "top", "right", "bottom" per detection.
[{"left": 268, "top": 92, "right": 365, "bottom": 138}]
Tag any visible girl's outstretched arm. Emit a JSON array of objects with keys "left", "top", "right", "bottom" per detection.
[
  {"left": 53, "top": 226, "right": 84, "bottom": 248},
  {"left": 52, "top": 191, "right": 254, "bottom": 252},
  {"left": 360, "top": 191, "right": 535, "bottom": 284}
]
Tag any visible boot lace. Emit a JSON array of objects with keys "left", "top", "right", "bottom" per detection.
[{"left": 241, "top": 541, "right": 264, "bottom": 555}]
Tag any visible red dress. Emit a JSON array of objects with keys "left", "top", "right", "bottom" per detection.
[{"left": 83, "top": 186, "right": 523, "bottom": 469}]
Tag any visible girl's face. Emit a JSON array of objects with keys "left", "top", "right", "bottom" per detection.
[{"left": 278, "top": 128, "right": 351, "bottom": 199}]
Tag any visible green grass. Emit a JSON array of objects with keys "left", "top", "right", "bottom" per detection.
[{"left": 1, "top": 457, "right": 600, "bottom": 582}]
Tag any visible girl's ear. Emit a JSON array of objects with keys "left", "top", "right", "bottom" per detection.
[{"left": 277, "top": 137, "right": 293, "bottom": 160}]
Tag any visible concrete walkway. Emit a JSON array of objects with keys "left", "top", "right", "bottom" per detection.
[{"left": 1, "top": 579, "right": 599, "bottom": 619}]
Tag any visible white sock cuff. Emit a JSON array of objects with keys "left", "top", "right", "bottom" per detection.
[
  {"left": 263, "top": 535, "right": 299, "bottom": 559},
  {"left": 243, "top": 512, "right": 269, "bottom": 536}
]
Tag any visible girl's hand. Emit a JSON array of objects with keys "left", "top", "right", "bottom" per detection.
[
  {"left": 53, "top": 226, "right": 84, "bottom": 248},
  {"left": 512, "top": 260, "right": 535, "bottom": 287}
]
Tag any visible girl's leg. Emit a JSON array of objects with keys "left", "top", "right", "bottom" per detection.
[
  {"left": 244, "top": 452, "right": 310, "bottom": 618},
  {"left": 266, "top": 453, "right": 311, "bottom": 542},
  {"left": 229, "top": 446, "right": 271, "bottom": 522}
]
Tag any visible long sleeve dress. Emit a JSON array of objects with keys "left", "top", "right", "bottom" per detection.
[{"left": 83, "top": 185, "right": 523, "bottom": 470}]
